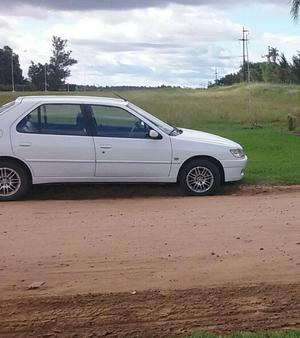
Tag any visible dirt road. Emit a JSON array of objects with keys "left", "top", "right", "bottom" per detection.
[{"left": 0, "top": 185, "right": 300, "bottom": 337}]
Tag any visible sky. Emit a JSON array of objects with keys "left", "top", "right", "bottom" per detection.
[{"left": 1, "top": 0, "right": 300, "bottom": 87}]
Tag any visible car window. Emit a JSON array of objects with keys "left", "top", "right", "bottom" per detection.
[
  {"left": 90, "top": 105, "right": 150, "bottom": 139},
  {"left": 16, "top": 104, "right": 87, "bottom": 136},
  {"left": 128, "top": 103, "right": 174, "bottom": 135}
]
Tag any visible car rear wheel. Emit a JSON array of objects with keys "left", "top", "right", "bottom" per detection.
[
  {"left": 179, "top": 159, "right": 221, "bottom": 196},
  {"left": 0, "top": 161, "right": 31, "bottom": 201}
]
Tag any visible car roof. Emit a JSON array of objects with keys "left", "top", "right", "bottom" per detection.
[{"left": 15, "top": 95, "right": 128, "bottom": 106}]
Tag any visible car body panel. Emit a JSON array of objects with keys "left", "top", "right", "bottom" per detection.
[
  {"left": 93, "top": 136, "right": 172, "bottom": 178},
  {"left": 0, "top": 95, "right": 248, "bottom": 185},
  {"left": 11, "top": 133, "right": 96, "bottom": 178}
]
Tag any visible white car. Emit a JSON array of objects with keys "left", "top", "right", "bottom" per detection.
[{"left": 0, "top": 96, "right": 247, "bottom": 200}]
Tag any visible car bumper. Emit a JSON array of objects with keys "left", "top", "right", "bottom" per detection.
[{"left": 221, "top": 156, "right": 248, "bottom": 182}]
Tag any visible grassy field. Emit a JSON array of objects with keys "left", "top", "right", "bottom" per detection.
[
  {"left": 1, "top": 83, "right": 300, "bottom": 184},
  {"left": 186, "top": 331, "right": 300, "bottom": 338}
]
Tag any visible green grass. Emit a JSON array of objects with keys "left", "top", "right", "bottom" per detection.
[
  {"left": 1, "top": 83, "right": 300, "bottom": 185},
  {"left": 185, "top": 331, "right": 300, "bottom": 338},
  {"left": 200, "top": 122, "right": 300, "bottom": 184}
]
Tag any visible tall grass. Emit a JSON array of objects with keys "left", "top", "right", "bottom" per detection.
[{"left": 1, "top": 83, "right": 300, "bottom": 126}]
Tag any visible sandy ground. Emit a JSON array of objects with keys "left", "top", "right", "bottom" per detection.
[{"left": 0, "top": 184, "right": 300, "bottom": 337}]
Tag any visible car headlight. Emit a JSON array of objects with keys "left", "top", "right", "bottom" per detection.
[{"left": 230, "top": 148, "right": 245, "bottom": 158}]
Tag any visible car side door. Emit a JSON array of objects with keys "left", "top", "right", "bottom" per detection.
[
  {"left": 87, "top": 104, "right": 172, "bottom": 179},
  {"left": 11, "top": 103, "right": 95, "bottom": 179}
]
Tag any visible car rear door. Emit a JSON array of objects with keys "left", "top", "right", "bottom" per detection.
[{"left": 11, "top": 103, "right": 95, "bottom": 179}]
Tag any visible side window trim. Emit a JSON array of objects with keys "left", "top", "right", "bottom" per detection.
[
  {"left": 82, "top": 104, "right": 97, "bottom": 136},
  {"left": 37, "top": 106, "right": 42, "bottom": 133}
]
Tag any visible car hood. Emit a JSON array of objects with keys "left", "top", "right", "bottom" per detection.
[{"left": 176, "top": 128, "right": 241, "bottom": 148}]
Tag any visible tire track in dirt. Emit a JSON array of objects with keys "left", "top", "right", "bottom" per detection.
[{"left": 1, "top": 283, "right": 300, "bottom": 337}]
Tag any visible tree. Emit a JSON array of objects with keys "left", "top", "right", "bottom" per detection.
[
  {"left": 261, "top": 62, "right": 281, "bottom": 83},
  {"left": 28, "top": 62, "right": 48, "bottom": 91},
  {"left": 278, "top": 53, "right": 294, "bottom": 83},
  {"left": 217, "top": 72, "right": 241, "bottom": 86},
  {"left": 291, "top": 51, "right": 300, "bottom": 83},
  {"left": 291, "top": 0, "right": 300, "bottom": 19},
  {"left": 248, "top": 62, "right": 263, "bottom": 82},
  {"left": 47, "top": 36, "right": 77, "bottom": 91},
  {"left": 28, "top": 36, "right": 77, "bottom": 91},
  {"left": 269, "top": 47, "right": 279, "bottom": 64},
  {"left": 0, "top": 46, "right": 23, "bottom": 87}
]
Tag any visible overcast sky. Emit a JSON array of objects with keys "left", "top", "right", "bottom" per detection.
[{"left": 1, "top": 0, "right": 299, "bottom": 87}]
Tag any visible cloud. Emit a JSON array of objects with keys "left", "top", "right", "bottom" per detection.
[
  {"left": 0, "top": 2, "right": 246, "bottom": 86},
  {"left": 262, "top": 32, "right": 300, "bottom": 46},
  {"left": 0, "top": 17, "right": 10, "bottom": 28},
  {"left": 0, "top": 15, "right": 18, "bottom": 46},
  {"left": 40, "top": 4, "right": 242, "bottom": 86},
  {"left": 47, "top": 7, "right": 242, "bottom": 43},
  {"left": 0, "top": 0, "right": 286, "bottom": 14},
  {"left": 72, "top": 39, "right": 179, "bottom": 53},
  {"left": 0, "top": 0, "right": 291, "bottom": 87}
]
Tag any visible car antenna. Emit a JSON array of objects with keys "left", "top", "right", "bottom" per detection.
[{"left": 113, "top": 92, "right": 128, "bottom": 101}]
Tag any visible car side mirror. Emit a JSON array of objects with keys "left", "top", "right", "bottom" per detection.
[{"left": 149, "top": 129, "right": 161, "bottom": 139}]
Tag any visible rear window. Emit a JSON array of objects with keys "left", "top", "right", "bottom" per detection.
[{"left": 0, "top": 101, "right": 16, "bottom": 114}]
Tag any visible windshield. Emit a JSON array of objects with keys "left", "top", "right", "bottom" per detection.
[
  {"left": 0, "top": 101, "right": 16, "bottom": 114},
  {"left": 128, "top": 103, "right": 175, "bottom": 135}
]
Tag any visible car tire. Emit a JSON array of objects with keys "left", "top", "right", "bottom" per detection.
[
  {"left": 0, "top": 161, "right": 32, "bottom": 201},
  {"left": 179, "top": 159, "right": 221, "bottom": 196}
]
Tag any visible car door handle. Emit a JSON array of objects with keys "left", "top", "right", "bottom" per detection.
[
  {"left": 100, "top": 145, "right": 112, "bottom": 149},
  {"left": 19, "top": 142, "right": 32, "bottom": 147}
]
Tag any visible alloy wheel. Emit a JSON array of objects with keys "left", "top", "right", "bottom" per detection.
[
  {"left": 186, "top": 166, "right": 214, "bottom": 193},
  {"left": 0, "top": 167, "right": 22, "bottom": 197}
]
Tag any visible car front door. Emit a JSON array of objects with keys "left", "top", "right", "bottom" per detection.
[
  {"left": 88, "top": 104, "right": 172, "bottom": 179},
  {"left": 11, "top": 103, "right": 95, "bottom": 179}
]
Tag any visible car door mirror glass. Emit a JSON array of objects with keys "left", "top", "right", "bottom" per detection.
[{"left": 149, "top": 129, "right": 161, "bottom": 139}]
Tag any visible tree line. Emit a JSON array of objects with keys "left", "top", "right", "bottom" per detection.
[
  {"left": 212, "top": 47, "right": 300, "bottom": 87},
  {"left": 0, "top": 36, "right": 77, "bottom": 91}
]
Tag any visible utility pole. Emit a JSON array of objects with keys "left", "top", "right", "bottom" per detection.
[
  {"left": 246, "top": 34, "right": 251, "bottom": 83},
  {"left": 11, "top": 49, "right": 15, "bottom": 92},
  {"left": 215, "top": 68, "right": 218, "bottom": 85},
  {"left": 44, "top": 63, "right": 47, "bottom": 92},
  {"left": 239, "top": 27, "right": 249, "bottom": 82}
]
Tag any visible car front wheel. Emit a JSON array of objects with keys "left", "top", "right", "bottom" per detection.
[
  {"left": 179, "top": 159, "right": 221, "bottom": 196},
  {"left": 0, "top": 161, "right": 31, "bottom": 201}
]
